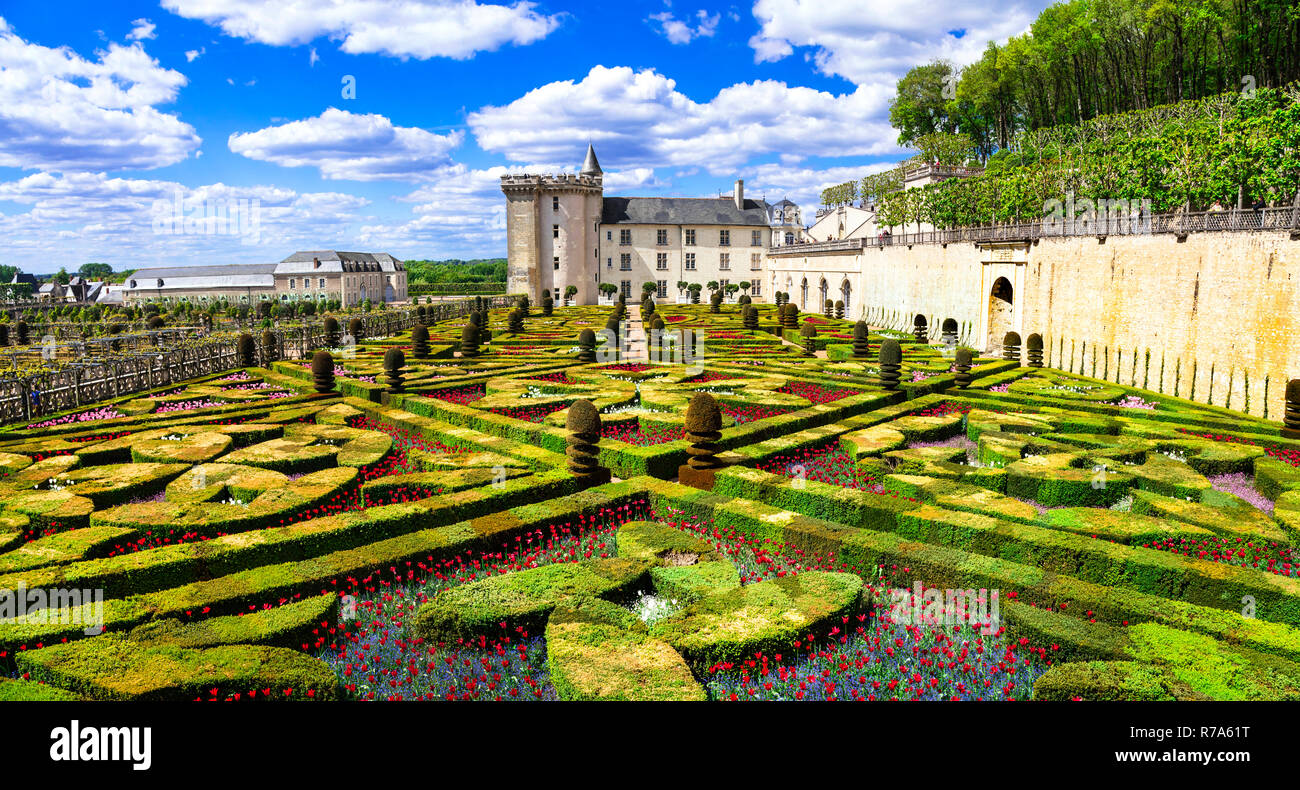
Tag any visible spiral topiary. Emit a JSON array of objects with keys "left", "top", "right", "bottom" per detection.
[
  {"left": 678, "top": 392, "right": 724, "bottom": 489},
  {"left": 743, "top": 305, "right": 758, "bottom": 331},
  {"left": 237, "top": 333, "right": 256, "bottom": 367},
  {"left": 1026, "top": 333, "right": 1044, "bottom": 367},
  {"left": 577, "top": 329, "right": 597, "bottom": 362},
  {"left": 323, "top": 316, "right": 340, "bottom": 347},
  {"left": 879, "top": 338, "right": 902, "bottom": 390},
  {"left": 1003, "top": 331, "right": 1022, "bottom": 365},
  {"left": 955, "top": 347, "right": 973, "bottom": 388},
  {"left": 411, "top": 324, "right": 430, "bottom": 359},
  {"left": 710, "top": 291, "right": 722, "bottom": 314},
  {"left": 800, "top": 321, "right": 817, "bottom": 356},
  {"left": 1286, "top": 379, "right": 1300, "bottom": 438},
  {"left": 383, "top": 347, "right": 406, "bottom": 393},
  {"left": 261, "top": 330, "right": 277, "bottom": 363},
  {"left": 460, "top": 324, "right": 480, "bottom": 358},
  {"left": 311, "top": 351, "right": 336, "bottom": 394},
  {"left": 824, "top": 299, "right": 833, "bottom": 317},
  {"left": 912, "top": 315, "right": 928, "bottom": 344},
  {"left": 478, "top": 309, "right": 490, "bottom": 343},
  {"left": 565, "top": 399, "right": 606, "bottom": 481},
  {"left": 781, "top": 304, "right": 799, "bottom": 330},
  {"left": 542, "top": 292, "right": 554, "bottom": 316},
  {"left": 834, "top": 300, "right": 844, "bottom": 319},
  {"left": 507, "top": 308, "right": 524, "bottom": 334},
  {"left": 941, "top": 318, "right": 958, "bottom": 346},
  {"left": 852, "top": 321, "right": 870, "bottom": 358},
  {"left": 517, "top": 295, "right": 530, "bottom": 315}
]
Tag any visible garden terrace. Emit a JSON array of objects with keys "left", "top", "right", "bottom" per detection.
[{"left": 2, "top": 304, "right": 1300, "bottom": 702}]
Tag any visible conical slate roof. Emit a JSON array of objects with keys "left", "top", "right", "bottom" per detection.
[{"left": 580, "top": 143, "right": 602, "bottom": 176}]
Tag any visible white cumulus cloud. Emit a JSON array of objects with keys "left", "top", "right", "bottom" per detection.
[
  {"left": 0, "top": 18, "right": 199, "bottom": 171},
  {"left": 228, "top": 108, "right": 464, "bottom": 181},
  {"left": 126, "top": 18, "right": 157, "bottom": 41},
  {"left": 648, "top": 10, "right": 720, "bottom": 44},
  {"left": 468, "top": 65, "right": 901, "bottom": 175},
  {"left": 161, "top": 0, "right": 562, "bottom": 59}
]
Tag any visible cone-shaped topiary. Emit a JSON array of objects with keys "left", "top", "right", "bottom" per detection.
[
  {"left": 323, "top": 316, "right": 340, "bottom": 347},
  {"left": 824, "top": 299, "right": 833, "bottom": 317},
  {"left": 834, "top": 300, "right": 844, "bottom": 319},
  {"left": 565, "top": 398, "right": 607, "bottom": 481},
  {"left": 852, "top": 321, "right": 870, "bottom": 358},
  {"left": 955, "top": 347, "right": 973, "bottom": 388},
  {"left": 460, "top": 323, "right": 480, "bottom": 358},
  {"left": 941, "top": 318, "right": 958, "bottom": 345},
  {"left": 416, "top": 305, "right": 427, "bottom": 322},
  {"left": 604, "top": 316, "right": 621, "bottom": 359},
  {"left": 800, "top": 321, "right": 817, "bottom": 356},
  {"left": 411, "top": 324, "right": 430, "bottom": 358},
  {"left": 1003, "top": 331, "right": 1022, "bottom": 365},
  {"left": 542, "top": 292, "right": 554, "bottom": 316},
  {"left": 507, "top": 308, "right": 523, "bottom": 334},
  {"left": 348, "top": 317, "right": 364, "bottom": 342},
  {"left": 517, "top": 295, "right": 530, "bottom": 315},
  {"left": 710, "top": 291, "right": 722, "bottom": 314},
  {"left": 15, "top": 320, "right": 28, "bottom": 346},
  {"left": 261, "top": 330, "right": 276, "bottom": 363},
  {"left": 237, "top": 333, "right": 256, "bottom": 367},
  {"left": 577, "top": 328, "right": 597, "bottom": 362},
  {"left": 781, "top": 304, "right": 799, "bottom": 330},
  {"left": 1026, "top": 333, "right": 1044, "bottom": 367},
  {"left": 311, "top": 351, "right": 336, "bottom": 394},
  {"left": 879, "top": 338, "right": 902, "bottom": 390},
  {"left": 642, "top": 298, "right": 655, "bottom": 319},
  {"left": 477, "top": 309, "right": 490, "bottom": 343},
  {"left": 383, "top": 347, "right": 406, "bottom": 393},
  {"left": 912, "top": 315, "right": 928, "bottom": 343},
  {"left": 743, "top": 305, "right": 758, "bottom": 331}
]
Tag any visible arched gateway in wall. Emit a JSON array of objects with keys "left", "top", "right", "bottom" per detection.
[{"left": 987, "top": 276, "right": 1014, "bottom": 353}]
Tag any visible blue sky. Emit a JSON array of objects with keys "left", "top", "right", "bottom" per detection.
[{"left": 0, "top": 0, "right": 1051, "bottom": 273}]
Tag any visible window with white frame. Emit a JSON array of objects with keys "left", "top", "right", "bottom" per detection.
[
  {"left": 620, "top": 253, "right": 631, "bottom": 270},
  {"left": 620, "top": 280, "right": 631, "bottom": 298},
  {"left": 751, "top": 230, "right": 762, "bottom": 246},
  {"left": 751, "top": 253, "right": 762, "bottom": 270},
  {"left": 685, "top": 253, "right": 696, "bottom": 270},
  {"left": 619, "top": 229, "right": 632, "bottom": 245},
  {"left": 719, "top": 253, "right": 730, "bottom": 270},
  {"left": 719, "top": 229, "right": 730, "bottom": 246},
  {"left": 685, "top": 229, "right": 696, "bottom": 245},
  {"left": 656, "top": 279, "right": 667, "bottom": 298},
  {"left": 656, "top": 252, "right": 668, "bottom": 270},
  {"left": 751, "top": 281, "right": 761, "bottom": 296},
  {"left": 656, "top": 229, "right": 668, "bottom": 245}
]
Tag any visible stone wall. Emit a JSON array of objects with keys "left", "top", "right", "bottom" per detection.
[{"left": 769, "top": 230, "right": 1300, "bottom": 420}]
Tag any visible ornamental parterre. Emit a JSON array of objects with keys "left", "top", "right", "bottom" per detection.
[{"left": 2, "top": 301, "right": 1300, "bottom": 703}]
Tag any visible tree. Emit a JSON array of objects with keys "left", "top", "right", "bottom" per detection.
[
  {"left": 889, "top": 61, "right": 957, "bottom": 148},
  {"left": 54, "top": 267, "right": 70, "bottom": 285},
  {"left": 706, "top": 280, "right": 719, "bottom": 293},
  {"left": 739, "top": 281, "right": 751, "bottom": 294},
  {"left": 599, "top": 282, "right": 618, "bottom": 302},
  {"left": 78, "top": 263, "right": 114, "bottom": 279},
  {"left": 724, "top": 283, "right": 740, "bottom": 300},
  {"left": 564, "top": 285, "right": 578, "bottom": 305}
]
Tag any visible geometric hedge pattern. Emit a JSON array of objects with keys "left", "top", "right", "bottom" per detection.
[{"left": 2, "top": 302, "right": 1299, "bottom": 702}]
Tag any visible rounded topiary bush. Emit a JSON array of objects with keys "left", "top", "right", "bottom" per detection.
[
  {"left": 15, "top": 320, "right": 28, "bottom": 346},
  {"left": 878, "top": 338, "right": 902, "bottom": 390},
  {"left": 323, "top": 316, "right": 340, "bottom": 347},
  {"left": 383, "top": 347, "right": 406, "bottom": 392},
  {"left": 1003, "top": 331, "right": 1022, "bottom": 364},
  {"left": 912, "top": 315, "right": 928, "bottom": 344},
  {"left": 565, "top": 399, "right": 603, "bottom": 478},
  {"left": 954, "top": 347, "right": 973, "bottom": 389},
  {"left": 311, "top": 351, "right": 336, "bottom": 393},
  {"left": 460, "top": 324, "right": 480, "bottom": 358},
  {"left": 348, "top": 317, "right": 364, "bottom": 342},
  {"left": 411, "top": 324, "right": 430, "bottom": 359},
  {"left": 577, "top": 328, "right": 597, "bottom": 362},
  {"left": 147, "top": 315, "right": 165, "bottom": 330},
  {"left": 834, "top": 300, "right": 844, "bottom": 319},
  {"left": 237, "top": 333, "right": 256, "bottom": 367},
  {"left": 684, "top": 393, "right": 723, "bottom": 471},
  {"left": 1026, "top": 333, "right": 1044, "bottom": 367},
  {"left": 799, "top": 321, "right": 817, "bottom": 356},
  {"left": 852, "top": 321, "right": 870, "bottom": 358},
  {"left": 261, "top": 330, "right": 277, "bottom": 363}
]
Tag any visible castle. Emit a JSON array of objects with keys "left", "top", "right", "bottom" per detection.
[{"left": 501, "top": 145, "right": 790, "bottom": 305}]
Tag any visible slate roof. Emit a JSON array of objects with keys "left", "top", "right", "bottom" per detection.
[
  {"left": 123, "top": 264, "right": 278, "bottom": 290},
  {"left": 277, "top": 251, "right": 402, "bottom": 273},
  {"left": 601, "top": 197, "right": 771, "bottom": 226}
]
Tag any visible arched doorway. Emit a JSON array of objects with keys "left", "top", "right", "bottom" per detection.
[
  {"left": 819, "top": 278, "right": 828, "bottom": 311},
  {"left": 987, "top": 277, "right": 1013, "bottom": 353},
  {"left": 840, "top": 280, "right": 851, "bottom": 315}
]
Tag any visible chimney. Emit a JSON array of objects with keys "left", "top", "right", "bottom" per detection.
[
  {"left": 313, "top": 257, "right": 320, "bottom": 269},
  {"left": 734, "top": 179, "right": 744, "bottom": 210}
]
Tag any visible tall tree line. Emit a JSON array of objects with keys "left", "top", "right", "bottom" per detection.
[{"left": 890, "top": 0, "right": 1300, "bottom": 158}]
